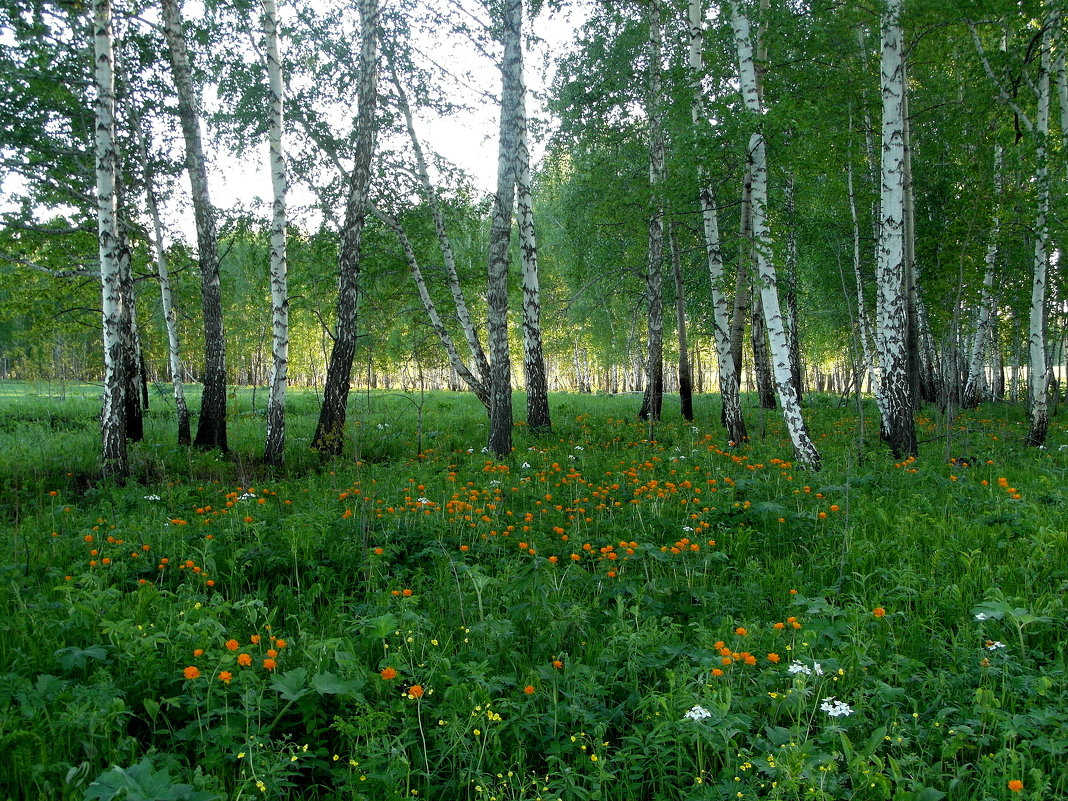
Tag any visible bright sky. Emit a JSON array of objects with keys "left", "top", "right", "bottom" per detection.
[{"left": 210, "top": 1, "right": 586, "bottom": 234}]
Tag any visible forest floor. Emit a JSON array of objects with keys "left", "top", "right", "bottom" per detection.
[{"left": 1, "top": 383, "right": 1066, "bottom": 801}]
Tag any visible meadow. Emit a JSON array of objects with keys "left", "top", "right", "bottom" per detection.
[{"left": 0, "top": 381, "right": 1065, "bottom": 801}]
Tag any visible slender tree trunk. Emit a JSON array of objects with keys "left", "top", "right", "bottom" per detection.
[
  {"left": 730, "top": 0, "right": 820, "bottom": 469},
  {"left": 1026, "top": 30, "right": 1052, "bottom": 447},
  {"left": 846, "top": 144, "right": 882, "bottom": 415},
  {"left": 963, "top": 145, "right": 1002, "bottom": 409},
  {"left": 94, "top": 0, "right": 126, "bottom": 481},
  {"left": 116, "top": 207, "right": 143, "bottom": 443},
  {"left": 750, "top": 286, "right": 776, "bottom": 409},
  {"left": 374, "top": 207, "right": 489, "bottom": 405},
  {"left": 262, "top": 0, "right": 288, "bottom": 466},
  {"left": 731, "top": 173, "right": 751, "bottom": 382},
  {"left": 688, "top": 0, "right": 745, "bottom": 444},
  {"left": 312, "top": 0, "right": 379, "bottom": 455},
  {"left": 136, "top": 120, "right": 190, "bottom": 444},
  {"left": 669, "top": 224, "right": 693, "bottom": 421},
  {"left": 389, "top": 62, "right": 490, "bottom": 385},
  {"left": 784, "top": 176, "right": 802, "bottom": 402},
  {"left": 485, "top": 0, "right": 523, "bottom": 457},
  {"left": 161, "top": 0, "right": 227, "bottom": 451},
  {"left": 515, "top": 47, "right": 551, "bottom": 430},
  {"left": 875, "top": 0, "right": 916, "bottom": 458},
  {"left": 639, "top": 0, "right": 665, "bottom": 423}
]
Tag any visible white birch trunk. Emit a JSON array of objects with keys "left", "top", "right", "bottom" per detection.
[
  {"left": 485, "top": 0, "right": 522, "bottom": 456},
  {"left": 729, "top": 0, "right": 820, "bottom": 469},
  {"left": 262, "top": 0, "right": 289, "bottom": 466},
  {"left": 875, "top": 0, "right": 916, "bottom": 458},
  {"left": 639, "top": 0, "right": 665, "bottom": 423},
  {"left": 963, "top": 145, "right": 1002, "bottom": 409},
  {"left": 846, "top": 146, "right": 882, "bottom": 415},
  {"left": 689, "top": 0, "right": 746, "bottom": 444},
  {"left": 94, "top": 0, "right": 126, "bottom": 480},
  {"left": 1026, "top": 32, "right": 1051, "bottom": 447},
  {"left": 134, "top": 116, "right": 190, "bottom": 444},
  {"left": 515, "top": 35, "right": 551, "bottom": 430},
  {"left": 390, "top": 65, "right": 489, "bottom": 384}
]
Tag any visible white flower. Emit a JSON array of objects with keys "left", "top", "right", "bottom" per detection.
[
  {"left": 684, "top": 705, "right": 712, "bottom": 721},
  {"left": 489, "top": 480, "right": 501, "bottom": 486},
  {"left": 238, "top": 492, "right": 256, "bottom": 501},
  {"left": 568, "top": 455, "right": 576, "bottom": 460},
  {"left": 376, "top": 423, "right": 389, "bottom": 430},
  {"left": 814, "top": 662, "right": 824, "bottom": 676},
  {"left": 143, "top": 494, "right": 161, "bottom": 501},
  {"left": 466, "top": 448, "right": 474, "bottom": 454},
  {"left": 788, "top": 661, "right": 812, "bottom": 676},
  {"left": 820, "top": 697, "right": 854, "bottom": 718},
  {"left": 417, "top": 497, "right": 431, "bottom": 505},
  {"left": 974, "top": 612, "right": 989, "bottom": 621},
  {"left": 691, "top": 426, "right": 700, "bottom": 434},
  {"left": 574, "top": 446, "right": 584, "bottom": 451},
  {"left": 682, "top": 526, "right": 694, "bottom": 532},
  {"left": 986, "top": 640, "right": 1006, "bottom": 650},
  {"left": 521, "top": 462, "right": 531, "bottom": 469}
]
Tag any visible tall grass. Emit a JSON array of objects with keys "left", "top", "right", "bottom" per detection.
[{"left": 1, "top": 383, "right": 1065, "bottom": 800}]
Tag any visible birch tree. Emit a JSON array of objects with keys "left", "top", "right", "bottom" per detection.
[
  {"left": 688, "top": 0, "right": 745, "bottom": 444},
  {"left": 312, "top": 0, "right": 379, "bottom": 455},
  {"left": 638, "top": 0, "right": 665, "bottom": 423},
  {"left": 94, "top": 0, "right": 126, "bottom": 480},
  {"left": 160, "top": 0, "right": 228, "bottom": 451},
  {"left": 728, "top": 0, "right": 821, "bottom": 469},
  {"left": 874, "top": 0, "right": 916, "bottom": 458},
  {"left": 485, "top": 0, "right": 523, "bottom": 456},
  {"left": 262, "top": 0, "right": 288, "bottom": 466}
]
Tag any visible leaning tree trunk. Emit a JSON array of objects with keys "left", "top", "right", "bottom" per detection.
[
  {"left": 390, "top": 61, "right": 490, "bottom": 388},
  {"left": 638, "top": 0, "right": 665, "bottom": 423},
  {"left": 262, "top": 0, "right": 289, "bottom": 466},
  {"left": 730, "top": 0, "right": 821, "bottom": 469},
  {"left": 94, "top": 0, "right": 127, "bottom": 481},
  {"left": 161, "top": 0, "right": 227, "bottom": 451},
  {"left": 312, "top": 0, "right": 379, "bottom": 455},
  {"left": 874, "top": 0, "right": 916, "bottom": 458},
  {"left": 485, "top": 0, "right": 523, "bottom": 457},
  {"left": 515, "top": 49, "right": 551, "bottom": 430},
  {"left": 963, "top": 145, "right": 1002, "bottom": 409},
  {"left": 688, "top": 0, "right": 745, "bottom": 443},
  {"left": 669, "top": 224, "right": 693, "bottom": 421},
  {"left": 136, "top": 118, "right": 190, "bottom": 444}
]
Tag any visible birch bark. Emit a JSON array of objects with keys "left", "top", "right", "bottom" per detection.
[
  {"left": 161, "top": 0, "right": 228, "bottom": 451},
  {"left": 669, "top": 224, "right": 693, "bottom": 421},
  {"left": 688, "top": 0, "right": 745, "bottom": 443},
  {"left": 729, "top": 0, "right": 820, "bottom": 469},
  {"left": 312, "top": 0, "right": 379, "bottom": 455},
  {"left": 262, "top": 0, "right": 289, "bottom": 466},
  {"left": 515, "top": 44, "right": 551, "bottom": 430},
  {"left": 137, "top": 120, "right": 191, "bottom": 445},
  {"left": 94, "top": 0, "right": 126, "bottom": 481},
  {"left": 485, "top": 0, "right": 522, "bottom": 456},
  {"left": 875, "top": 0, "right": 916, "bottom": 458},
  {"left": 638, "top": 0, "right": 665, "bottom": 423}
]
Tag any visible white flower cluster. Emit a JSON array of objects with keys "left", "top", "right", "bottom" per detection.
[
  {"left": 986, "top": 640, "right": 1006, "bottom": 650},
  {"left": 820, "top": 697, "right": 854, "bottom": 718},
  {"left": 375, "top": 423, "right": 390, "bottom": 430},
  {"left": 974, "top": 612, "right": 990, "bottom": 621},
  {"left": 237, "top": 492, "right": 256, "bottom": 501},
  {"left": 788, "top": 660, "right": 823, "bottom": 676},
  {"left": 684, "top": 705, "right": 712, "bottom": 721},
  {"left": 143, "top": 494, "right": 161, "bottom": 501},
  {"left": 417, "top": 497, "right": 431, "bottom": 505}
]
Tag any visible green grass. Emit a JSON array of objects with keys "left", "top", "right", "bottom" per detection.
[{"left": 1, "top": 382, "right": 1066, "bottom": 801}]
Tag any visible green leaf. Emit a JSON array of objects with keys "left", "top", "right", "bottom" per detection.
[
  {"left": 311, "top": 670, "right": 364, "bottom": 697},
  {"left": 270, "top": 668, "right": 310, "bottom": 701}
]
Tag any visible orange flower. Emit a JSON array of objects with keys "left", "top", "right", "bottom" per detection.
[
  {"left": 552, "top": 660, "right": 564, "bottom": 669},
  {"left": 767, "top": 653, "right": 781, "bottom": 663},
  {"left": 226, "top": 639, "right": 239, "bottom": 651},
  {"left": 380, "top": 667, "right": 398, "bottom": 680},
  {"left": 275, "top": 639, "right": 286, "bottom": 649},
  {"left": 408, "top": 684, "right": 425, "bottom": 698},
  {"left": 250, "top": 635, "right": 261, "bottom": 645},
  {"left": 238, "top": 653, "right": 252, "bottom": 667},
  {"left": 873, "top": 607, "right": 886, "bottom": 618},
  {"left": 402, "top": 588, "right": 413, "bottom": 597},
  {"left": 263, "top": 658, "right": 277, "bottom": 670},
  {"left": 721, "top": 656, "right": 733, "bottom": 665},
  {"left": 266, "top": 648, "right": 278, "bottom": 658},
  {"left": 773, "top": 622, "right": 785, "bottom": 630},
  {"left": 711, "top": 668, "right": 724, "bottom": 677},
  {"left": 1007, "top": 780, "right": 1024, "bottom": 792},
  {"left": 735, "top": 627, "right": 748, "bottom": 636},
  {"left": 523, "top": 685, "right": 535, "bottom": 695},
  {"left": 218, "top": 671, "right": 233, "bottom": 684},
  {"left": 183, "top": 666, "right": 200, "bottom": 680}
]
